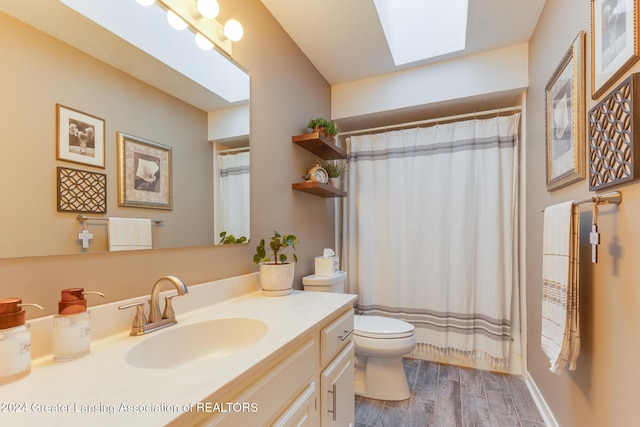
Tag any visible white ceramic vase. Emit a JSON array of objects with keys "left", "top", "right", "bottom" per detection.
[{"left": 259, "top": 262, "right": 295, "bottom": 296}]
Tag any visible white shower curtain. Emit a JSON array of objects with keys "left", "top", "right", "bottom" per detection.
[
  {"left": 342, "top": 114, "right": 520, "bottom": 365},
  {"left": 215, "top": 151, "right": 250, "bottom": 240}
]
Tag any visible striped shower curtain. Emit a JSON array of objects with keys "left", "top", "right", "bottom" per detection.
[
  {"left": 214, "top": 151, "right": 250, "bottom": 240},
  {"left": 342, "top": 114, "right": 520, "bottom": 365}
]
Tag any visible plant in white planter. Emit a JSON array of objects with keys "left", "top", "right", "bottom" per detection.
[
  {"left": 253, "top": 231, "right": 299, "bottom": 296},
  {"left": 320, "top": 159, "right": 348, "bottom": 188}
]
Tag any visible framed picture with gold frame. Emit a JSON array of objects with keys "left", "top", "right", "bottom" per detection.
[
  {"left": 117, "top": 132, "right": 172, "bottom": 210},
  {"left": 591, "top": 0, "right": 639, "bottom": 99},
  {"left": 545, "top": 31, "right": 586, "bottom": 191}
]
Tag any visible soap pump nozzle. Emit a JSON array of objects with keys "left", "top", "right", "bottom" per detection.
[
  {"left": 0, "top": 298, "right": 43, "bottom": 330},
  {"left": 17, "top": 303, "right": 44, "bottom": 310},
  {"left": 58, "top": 288, "right": 105, "bottom": 315}
]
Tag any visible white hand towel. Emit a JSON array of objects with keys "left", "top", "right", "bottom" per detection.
[
  {"left": 541, "top": 201, "right": 580, "bottom": 373},
  {"left": 108, "top": 218, "right": 152, "bottom": 251}
]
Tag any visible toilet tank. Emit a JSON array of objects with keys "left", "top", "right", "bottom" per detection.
[{"left": 302, "top": 271, "right": 347, "bottom": 293}]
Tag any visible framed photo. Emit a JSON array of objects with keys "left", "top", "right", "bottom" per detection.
[
  {"left": 591, "top": 0, "right": 639, "bottom": 99},
  {"left": 56, "top": 104, "right": 105, "bottom": 168},
  {"left": 545, "top": 32, "right": 586, "bottom": 192},
  {"left": 117, "top": 132, "right": 172, "bottom": 209}
]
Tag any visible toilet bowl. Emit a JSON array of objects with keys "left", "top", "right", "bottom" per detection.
[{"left": 302, "top": 272, "right": 416, "bottom": 401}]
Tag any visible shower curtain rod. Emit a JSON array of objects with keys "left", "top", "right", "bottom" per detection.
[
  {"left": 338, "top": 106, "right": 522, "bottom": 137},
  {"left": 218, "top": 147, "right": 249, "bottom": 154}
]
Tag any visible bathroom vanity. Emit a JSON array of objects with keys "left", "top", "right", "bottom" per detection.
[
  {"left": 178, "top": 293, "right": 355, "bottom": 427},
  {"left": 0, "top": 274, "right": 356, "bottom": 427}
]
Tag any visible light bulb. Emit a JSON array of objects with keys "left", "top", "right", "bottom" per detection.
[
  {"left": 197, "top": 0, "right": 219, "bottom": 19},
  {"left": 167, "top": 10, "right": 188, "bottom": 30},
  {"left": 195, "top": 33, "right": 213, "bottom": 51},
  {"left": 224, "top": 19, "right": 243, "bottom": 42},
  {"left": 136, "top": 0, "right": 155, "bottom": 5}
]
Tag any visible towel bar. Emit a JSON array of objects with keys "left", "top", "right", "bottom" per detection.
[
  {"left": 76, "top": 215, "right": 164, "bottom": 225},
  {"left": 574, "top": 191, "right": 621, "bottom": 206},
  {"left": 542, "top": 191, "right": 621, "bottom": 212}
]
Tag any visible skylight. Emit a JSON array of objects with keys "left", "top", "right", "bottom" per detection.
[{"left": 373, "top": 0, "right": 468, "bottom": 66}]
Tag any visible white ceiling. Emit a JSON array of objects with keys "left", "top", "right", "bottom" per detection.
[{"left": 260, "top": 0, "right": 546, "bottom": 86}]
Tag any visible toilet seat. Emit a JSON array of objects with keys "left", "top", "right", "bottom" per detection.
[{"left": 354, "top": 315, "right": 414, "bottom": 339}]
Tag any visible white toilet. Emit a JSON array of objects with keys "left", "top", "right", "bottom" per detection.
[{"left": 302, "top": 272, "right": 416, "bottom": 401}]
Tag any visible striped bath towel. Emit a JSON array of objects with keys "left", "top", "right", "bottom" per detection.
[{"left": 541, "top": 201, "right": 580, "bottom": 373}]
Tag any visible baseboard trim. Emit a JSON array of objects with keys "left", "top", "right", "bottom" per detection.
[{"left": 524, "top": 371, "right": 559, "bottom": 427}]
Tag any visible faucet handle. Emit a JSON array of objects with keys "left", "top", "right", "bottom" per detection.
[
  {"left": 162, "top": 295, "right": 178, "bottom": 320},
  {"left": 118, "top": 302, "right": 147, "bottom": 336}
]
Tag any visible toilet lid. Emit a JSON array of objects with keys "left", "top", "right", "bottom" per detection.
[{"left": 354, "top": 315, "right": 415, "bottom": 339}]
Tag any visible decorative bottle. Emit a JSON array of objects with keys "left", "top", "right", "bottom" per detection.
[
  {"left": 0, "top": 298, "right": 43, "bottom": 384},
  {"left": 53, "top": 288, "right": 104, "bottom": 362}
]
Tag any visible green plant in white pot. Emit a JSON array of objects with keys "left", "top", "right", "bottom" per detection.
[
  {"left": 253, "top": 231, "right": 299, "bottom": 296},
  {"left": 320, "top": 159, "right": 348, "bottom": 188}
]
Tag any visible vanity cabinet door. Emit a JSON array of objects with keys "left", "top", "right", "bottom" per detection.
[
  {"left": 272, "top": 382, "right": 318, "bottom": 427},
  {"left": 320, "top": 341, "right": 354, "bottom": 427}
]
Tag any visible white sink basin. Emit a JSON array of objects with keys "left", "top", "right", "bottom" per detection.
[{"left": 125, "top": 317, "right": 268, "bottom": 369}]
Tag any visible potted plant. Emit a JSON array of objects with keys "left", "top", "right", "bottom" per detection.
[
  {"left": 218, "top": 231, "right": 248, "bottom": 245},
  {"left": 307, "top": 118, "right": 338, "bottom": 140},
  {"left": 253, "top": 231, "right": 299, "bottom": 296},
  {"left": 320, "top": 159, "right": 348, "bottom": 187}
]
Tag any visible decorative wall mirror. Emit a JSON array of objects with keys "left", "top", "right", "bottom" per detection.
[{"left": 0, "top": 0, "right": 250, "bottom": 258}]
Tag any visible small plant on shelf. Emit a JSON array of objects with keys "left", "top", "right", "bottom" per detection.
[
  {"left": 253, "top": 231, "right": 299, "bottom": 265},
  {"left": 319, "top": 159, "right": 349, "bottom": 178},
  {"left": 307, "top": 118, "right": 338, "bottom": 137}
]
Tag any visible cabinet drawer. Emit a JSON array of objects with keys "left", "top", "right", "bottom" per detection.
[
  {"left": 321, "top": 309, "right": 354, "bottom": 366},
  {"left": 207, "top": 339, "right": 317, "bottom": 426}
]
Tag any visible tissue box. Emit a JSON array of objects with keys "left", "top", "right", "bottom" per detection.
[{"left": 315, "top": 256, "right": 339, "bottom": 276}]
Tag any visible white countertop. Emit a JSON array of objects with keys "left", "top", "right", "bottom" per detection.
[{"left": 0, "top": 274, "right": 356, "bottom": 426}]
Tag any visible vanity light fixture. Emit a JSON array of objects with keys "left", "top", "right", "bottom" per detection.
[
  {"left": 195, "top": 32, "right": 214, "bottom": 50},
  {"left": 223, "top": 19, "right": 243, "bottom": 42},
  {"left": 167, "top": 9, "right": 188, "bottom": 30},
  {"left": 136, "top": 0, "right": 156, "bottom": 6},
  {"left": 196, "top": 0, "right": 219, "bottom": 19},
  {"left": 155, "top": 0, "right": 242, "bottom": 55}
]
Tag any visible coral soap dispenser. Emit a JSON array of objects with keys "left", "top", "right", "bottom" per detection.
[
  {"left": 0, "top": 298, "right": 43, "bottom": 384},
  {"left": 53, "top": 288, "right": 104, "bottom": 362}
]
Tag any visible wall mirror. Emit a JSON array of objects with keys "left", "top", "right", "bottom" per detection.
[{"left": 0, "top": 0, "right": 250, "bottom": 258}]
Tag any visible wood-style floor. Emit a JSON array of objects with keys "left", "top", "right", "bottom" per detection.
[{"left": 354, "top": 358, "right": 545, "bottom": 427}]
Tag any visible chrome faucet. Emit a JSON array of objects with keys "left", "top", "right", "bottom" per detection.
[{"left": 119, "top": 275, "right": 188, "bottom": 336}]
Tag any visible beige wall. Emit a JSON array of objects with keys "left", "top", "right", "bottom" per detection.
[
  {"left": 527, "top": 1, "right": 640, "bottom": 426},
  {"left": 0, "top": 0, "right": 335, "bottom": 317}
]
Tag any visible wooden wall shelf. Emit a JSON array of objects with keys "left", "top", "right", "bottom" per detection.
[
  {"left": 292, "top": 132, "right": 347, "bottom": 160},
  {"left": 292, "top": 132, "right": 348, "bottom": 198},
  {"left": 292, "top": 182, "right": 346, "bottom": 198}
]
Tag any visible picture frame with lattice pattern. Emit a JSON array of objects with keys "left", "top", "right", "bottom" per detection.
[
  {"left": 57, "top": 166, "right": 107, "bottom": 213},
  {"left": 588, "top": 72, "right": 640, "bottom": 190}
]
